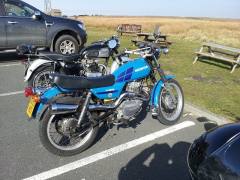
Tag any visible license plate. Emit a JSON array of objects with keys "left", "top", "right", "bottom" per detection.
[{"left": 26, "top": 97, "right": 37, "bottom": 118}]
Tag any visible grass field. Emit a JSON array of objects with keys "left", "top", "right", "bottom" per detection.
[{"left": 76, "top": 16, "right": 240, "bottom": 121}]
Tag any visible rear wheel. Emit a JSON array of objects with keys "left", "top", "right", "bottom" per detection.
[
  {"left": 157, "top": 79, "right": 184, "bottom": 125},
  {"left": 28, "top": 65, "right": 53, "bottom": 89},
  {"left": 55, "top": 35, "right": 80, "bottom": 54},
  {"left": 39, "top": 109, "right": 99, "bottom": 156}
]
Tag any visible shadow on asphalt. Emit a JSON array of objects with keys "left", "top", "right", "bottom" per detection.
[
  {"left": 0, "top": 52, "right": 25, "bottom": 63},
  {"left": 196, "top": 117, "right": 219, "bottom": 131},
  {"left": 117, "top": 116, "right": 220, "bottom": 180},
  {"left": 118, "top": 142, "right": 191, "bottom": 180}
]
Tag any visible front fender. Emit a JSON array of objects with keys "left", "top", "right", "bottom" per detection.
[
  {"left": 150, "top": 75, "right": 176, "bottom": 108},
  {"left": 24, "top": 59, "right": 52, "bottom": 82}
]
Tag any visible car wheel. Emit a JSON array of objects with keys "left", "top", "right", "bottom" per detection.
[{"left": 55, "top": 35, "right": 80, "bottom": 54}]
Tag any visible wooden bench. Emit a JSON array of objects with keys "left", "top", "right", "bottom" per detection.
[
  {"left": 194, "top": 42, "right": 240, "bottom": 73},
  {"left": 117, "top": 24, "right": 142, "bottom": 36}
]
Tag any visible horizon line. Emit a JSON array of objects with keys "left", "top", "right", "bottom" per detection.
[{"left": 70, "top": 14, "right": 240, "bottom": 21}]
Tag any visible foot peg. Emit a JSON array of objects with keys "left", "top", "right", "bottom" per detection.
[{"left": 151, "top": 107, "right": 158, "bottom": 117}]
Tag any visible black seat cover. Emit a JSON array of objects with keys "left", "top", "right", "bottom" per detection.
[
  {"left": 52, "top": 74, "right": 115, "bottom": 90},
  {"left": 38, "top": 52, "right": 81, "bottom": 62}
]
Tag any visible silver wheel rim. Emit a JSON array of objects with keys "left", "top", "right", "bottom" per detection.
[
  {"left": 159, "top": 82, "right": 183, "bottom": 121},
  {"left": 33, "top": 70, "right": 52, "bottom": 89},
  {"left": 60, "top": 40, "right": 76, "bottom": 54},
  {"left": 46, "top": 115, "right": 94, "bottom": 151}
]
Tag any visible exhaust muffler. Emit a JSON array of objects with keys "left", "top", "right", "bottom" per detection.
[{"left": 51, "top": 104, "right": 78, "bottom": 115}]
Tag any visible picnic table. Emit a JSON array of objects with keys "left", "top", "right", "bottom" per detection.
[
  {"left": 132, "top": 25, "right": 172, "bottom": 48},
  {"left": 194, "top": 42, "right": 240, "bottom": 73},
  {"left": 117, "top": 24, "right": 142, "bottom": 36}
]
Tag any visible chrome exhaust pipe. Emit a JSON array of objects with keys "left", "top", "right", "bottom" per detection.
[
  {"left": 88, "top": 92, "right": 148, "bottom": 111},
  {"left": 51, "top": 104, "right": 78, "bottom": 115}
]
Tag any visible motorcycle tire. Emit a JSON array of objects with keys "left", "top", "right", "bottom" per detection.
[
  {"left": 157, "top": 79, "right": 184, "bottom": 126},
  {"left": 28, "top": 65, "right": 53, "bottom": 89},
  {"left": 39, "top": 109, "right": 99, "bottom": 156}
]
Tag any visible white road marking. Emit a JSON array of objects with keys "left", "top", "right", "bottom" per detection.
[
  {"left": 0, "top": 49, "right": 16, "bottom": 53},
  {"left": 0, "top": 63, "right": 21, "bottom": 67},
  {"left": 23, "top": 121, "right": 195, "bottom": 180},
  {"left": 0, "top": 91, "right": 23, "bottom": 97}
]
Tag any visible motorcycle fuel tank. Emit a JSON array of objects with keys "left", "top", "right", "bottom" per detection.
[
  {"left": 81, "top": 43, "right": 110, "bottom": 58},
  {"left": 91, "top": 58, "right": 151, "bottom": 99}
]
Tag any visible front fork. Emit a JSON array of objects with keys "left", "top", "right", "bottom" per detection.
[
  {"left": 150, "top": 55, "right": 174, "bottom": 115},
  {"left": 153, "top": 54, "right": 167, "bottom": 82}
]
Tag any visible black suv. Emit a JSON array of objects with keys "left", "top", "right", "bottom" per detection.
[{"left": 0, "top": 0, "right": 87, "bottom": 54}]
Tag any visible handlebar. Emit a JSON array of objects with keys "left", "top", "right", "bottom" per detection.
[{"left": 124, "top": 47, "right": 151, "bottom": 55}]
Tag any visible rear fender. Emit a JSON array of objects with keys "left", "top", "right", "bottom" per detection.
[
  {"left": 34, "top": 87, "right": 69, "bottom": 117},
  {"left": 37, "top": 90, "right": 82, "bottom": 119},
  {"left": 24, "top": 59, "right": 52, "bottom": 82},
  {"left": 150, "top": 75, "right": 176, "bottom": 108},
  {"left": 38, "top": 105, "right": 49, "bottom": 121}
]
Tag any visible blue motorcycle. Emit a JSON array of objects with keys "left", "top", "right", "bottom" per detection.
[{"left": 25, "top": 43, "right": 184, "bottom": 156}]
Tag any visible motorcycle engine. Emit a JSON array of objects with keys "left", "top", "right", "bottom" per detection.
[
  {"left": 117, "top": 99, "right": 143, "bottom": 120},
  {"left": 116, "top": 81, "right": 143, "bottom": 120},
  {"left": 126, "top": 81, "right": 142, "bottom": 93},
  {"left": 82, "top": 60, "right": 107, "bottom": 77}
]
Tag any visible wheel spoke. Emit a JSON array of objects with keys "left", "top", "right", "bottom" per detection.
[
  {"left": 34, "top": 70, "right": 52, "bottom": 89},
  {"left": 46, "top": 115, "right": 95, "bottom": 151},
  {"left": 159, "top": 82, "right": 183, "bottom": 121}
]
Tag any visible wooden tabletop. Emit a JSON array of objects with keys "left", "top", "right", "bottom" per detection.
[{"left": 203, "top": 42, "right": 240, "bottom": 54}]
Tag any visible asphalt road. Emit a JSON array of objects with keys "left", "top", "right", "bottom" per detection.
[{"left": 0, "top": 54, "right": 220, "bottom": 180}]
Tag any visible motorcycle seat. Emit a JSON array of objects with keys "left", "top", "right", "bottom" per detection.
[
  {"left": 52, "top": 74, "right": 115, "bottom": 90},
  {"left": 38, "top": 52, "right": 81, "bottom": 62}
]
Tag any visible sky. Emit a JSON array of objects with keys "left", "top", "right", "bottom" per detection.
[{"left": 24, "top": 0, "right": 240, "bottom": 19}]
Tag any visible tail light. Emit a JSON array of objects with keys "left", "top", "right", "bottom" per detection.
[
  {"left": 32, "top": 95, "right": 41, "bottom": 103},
  {"left": 24, "top": 87, "right": 34, "bottom": 97}
]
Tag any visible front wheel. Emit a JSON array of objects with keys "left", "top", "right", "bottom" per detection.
[
  {"left": 39, "top": 109, "right": 99, "bottom": 156},
  {"left": 157, "top": 79, "right": 184, "bottom": 125}
]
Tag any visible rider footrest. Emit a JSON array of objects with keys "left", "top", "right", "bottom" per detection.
[{"left": 151, "top": 107, "right": 158, "bottom": 117}]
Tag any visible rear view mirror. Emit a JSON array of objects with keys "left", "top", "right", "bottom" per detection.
[
  {"left": 32, "top": 11, "right": 42, "bottom": 20},
  {"left": 162, "top": 48, "right": 169, "bottom": 54}
]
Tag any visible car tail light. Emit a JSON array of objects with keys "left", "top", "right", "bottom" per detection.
[{"left": 24, "top": 87, "right": 34, "bottom": 97}]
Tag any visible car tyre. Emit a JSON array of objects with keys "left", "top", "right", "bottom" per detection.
[{"left": 55, "top": 35, "right": 80, "bottom": 54}]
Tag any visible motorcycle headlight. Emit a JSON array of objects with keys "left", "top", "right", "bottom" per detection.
[{"left": 78, "top": 23, "right": 86, "bottom": 31}]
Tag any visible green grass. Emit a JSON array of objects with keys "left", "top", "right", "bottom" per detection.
[{"left": 86, "top": 27, "right": 240, "bottom": 121}]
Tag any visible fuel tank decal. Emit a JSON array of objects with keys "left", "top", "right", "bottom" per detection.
[
  {"left": 116, "top": 67, "right": 134, "bottom": 83},
  {"left": 135, "top": 66, "right": 149, "bottom": 73}
]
